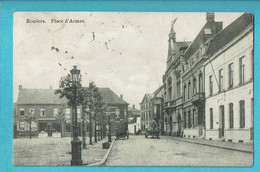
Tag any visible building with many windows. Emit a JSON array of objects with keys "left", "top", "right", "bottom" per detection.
[
  {"left": 163, "top": 20, "right": 190, "bottom": 136},
  {"left": 140, "top": 86, "right": 164, "bottom": 133},
  {"left": 14, "top": 85, "right": 128, "bottom": 137},
  {"left": 204, "top": 13, "right": 253, "bottom": 143},
  {"left": 181, "top": 13, "right": 223, "bottom": 138}
]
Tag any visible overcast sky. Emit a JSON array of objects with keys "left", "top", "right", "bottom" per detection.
[{"left": 13, "top": 12, "right": 243, "bottom": 108}]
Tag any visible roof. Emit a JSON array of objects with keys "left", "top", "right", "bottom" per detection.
[
  {"left": 183, "top": 19, "right": 223, "bottom": 59},
  {"left": 173, "top": 41, "right": 191, "bottom": 59},
  {"left": 97, "top": 88, "right": 129, "bottom": 105},
  {"left": 152, "top": 85, "right": 164, "bottom": 98},
  {"left": 167, "top": 41, "right": 191, "bottom": 71},
  {"left": 128, "top": 106, "right": 140, "bottom": 117},
  {"left": 140, "top": 93, "right": 154, "bottom": 104},
  {"left": 17, "top": 87, "right": 129, "bottom": 105},
  {"left": 208, "top": 13, "right": 253, "bottom": 56},
  {"left": 17, "top": 89, "right": 68, "bottom": 105}
]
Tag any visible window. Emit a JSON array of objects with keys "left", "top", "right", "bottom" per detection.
[
  {"left": 124, "top": 109, "right": 127, "bottom": 117},
  {"left": 40, "top": 108, "right": 45, "bottom": 117},
  {"left": 177, "top": 81, "right": 181, "bottom": 97},
  {"left": 20, "top": 108, "right": 25, "bottom": 116},
  {"left": 115, "top": 108, "right": 120, "bottom": 118},
  {"left": 199, "top": 73, "right": 203, "bottom": 93},
  {"left": 20, "top": 122, "right": 25, "bottom": 131},
  {"left": 251, "top": 50, "right": 254, "bottom": 78},
  {"left": 209, "top": 75, "right": 213, "bottom": 96},
  {"left": 154, "top": 105, "right": 157, "bottom": 114},
  {"left": 210, "top": 108, "right": 213, "bottom": 129},
  {"left": 168, "top": 79, "right": 172, "bottom": 100},
  {"left": 66, "top": 108, "right": 71, "bottom": 114},
  {"left": 183, "top": 85, "right": 187, "bottom": 101},
  {"left": 188, "top": 82, "right": 191, "bottom": 99},
  {"left": 240, "top": 100, "right": 245, "bottom": 128},
  {"left": 31, "top": 121, "right": 37, "bottom": 131},
  {"left": 165, "top": 116, "right": 168, "bottom": 123},
  {"left": 29, "top": 108, "right": 34, "bottom": 116},
  {"left": 193, "top": 78, "right": 197, "bottom": 95},
  {"left": 188, "top": 111, "right": 191, "bottom": 128},
  {"left": 229, "top": 103, "right": 234, "bottom": 128},
  {"left": 219, "top": 69, "right": 223, "bottom": 92},
  {"left": 53, "top": 108, "right": 58, "bottom": 117},
  {"left": 228, "top": 63, "right": 234, "bottom": 88},
  {"left": 192, "top": 110, "right": 195, "bottom": 128},
  {"left": 183, "top": 112, "right": 186, "bottom": 128},
  {"left": 239, "top": 56, "right": 245, "bottom": 84}
]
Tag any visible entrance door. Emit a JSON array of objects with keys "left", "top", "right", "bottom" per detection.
[
  {"left": 47, "top": 123, "right": 53, "bottom": 137},
  {"left": 177, "top": 114, "right": 181, "bottom": 136},
  {"left": 219, "top": 105, "right": 225, "bottom": 138},
  {"left": 169, "top": 116, "right": 173, "bottom": 136}
]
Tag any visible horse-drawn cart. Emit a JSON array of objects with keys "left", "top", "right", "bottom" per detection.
[
  {"left": 115, "top": 121, "right": 129, "bottom": 140},
  {"left": 145, "top": 120, "right": 160, "bottom": 139}
]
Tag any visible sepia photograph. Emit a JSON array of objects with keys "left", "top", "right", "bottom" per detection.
[{"left": 13, "top": 12, "right": 253, "bottom": 166}]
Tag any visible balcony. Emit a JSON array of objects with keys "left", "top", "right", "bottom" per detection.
[{"left": 192, "top": 92, "right": 205, "bottom": 106}]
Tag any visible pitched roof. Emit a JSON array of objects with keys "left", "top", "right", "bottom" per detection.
[
  {"left": 152, "top": 85, "right": 164, "bottom": 98},
  {"left": 183, "top": 20, "right": 223, "bottom": 59},
  {"left": 17, "top": 87, "right": 129, "bottom": 105},
  {"left": 140, "top": 93, "right": 154, "bottom": 104},
  {"left": 17, "top": 89, "right": 68, "bottom": 105},
  {"left": 97, "top": 88, "right": 129, "bottom": 105},
  {"left": 208, "top": 13, "right": 253, "bottom": 56}
]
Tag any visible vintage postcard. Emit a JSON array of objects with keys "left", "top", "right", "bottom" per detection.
[{"left": 13, "top": 12, "right": 253, "bottom": 166}]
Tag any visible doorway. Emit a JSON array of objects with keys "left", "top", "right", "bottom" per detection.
[{"left": 219, "top": 105, "right": 225, "bottom": 138}]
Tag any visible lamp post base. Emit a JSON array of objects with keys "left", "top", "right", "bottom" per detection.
[{"left": 71, "top": 137, "right": 83, "bottom": 166}]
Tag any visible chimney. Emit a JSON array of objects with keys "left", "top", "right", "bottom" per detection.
[
  {"left": 19, "top": 85, "right": 22, "bottom": 90},
  {"left": 50, "top": 86, "right": 52, "bottom": 89},
  {"left": 206, "top": 12, "right": 215, "bottom": 22},
  {"left": 133, "top": 105, "right": 135, "bottom": 109},
  {"left": 120, "top": 94, "right": 123, "bottom": 100}
]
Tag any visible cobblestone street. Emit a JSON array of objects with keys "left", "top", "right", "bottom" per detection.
[{"left": 105, "top": 135, "right": 253, "bottom": 166}]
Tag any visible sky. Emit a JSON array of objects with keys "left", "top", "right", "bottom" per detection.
[{"left": 13, "top": 12, "right": 243, "bottom": 108}]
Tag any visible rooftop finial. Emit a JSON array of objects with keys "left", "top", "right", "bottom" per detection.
[{"left": 171, "top": 18, "right": 177, "bottom": 32}]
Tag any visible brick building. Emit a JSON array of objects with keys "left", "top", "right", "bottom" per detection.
[{"left": 13, "top": 85, "right": 128, "bottom": 137}]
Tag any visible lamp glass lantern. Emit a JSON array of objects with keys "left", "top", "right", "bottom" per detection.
[{"left": 70, "top": 66, "right": 80, "bottom": 82}]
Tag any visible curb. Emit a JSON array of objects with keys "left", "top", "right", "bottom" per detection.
[
  {"left": 171, "top": 138, "right": 253, "bottom": 154},
  {"left": 87, "top": 139, "right": 116, "bottom": 166}
]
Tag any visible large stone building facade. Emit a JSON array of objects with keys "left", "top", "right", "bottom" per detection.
[
  {"left": 182, "top": 13, "right": 223, "bottom": 138},
  {"left": 163, "top": 19, "right": 190, "bottom": 136},
  {"left": 162, "top": 12, "right": 253, "bottom": 143},
  {"left": 204, "top": 13, "right": 253, "bottom": 143}
]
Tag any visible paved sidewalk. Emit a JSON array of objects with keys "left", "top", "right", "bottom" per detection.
[
  {"left": 161, "top": 136, "right": 253, "bottom": 154},
  {"left": 13, "top": 136, "right": 115, "bottom": 166}
]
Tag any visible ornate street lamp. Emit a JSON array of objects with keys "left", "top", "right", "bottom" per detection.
[{"left": 70, "top": 65, "right": 82, "bottom": 166}]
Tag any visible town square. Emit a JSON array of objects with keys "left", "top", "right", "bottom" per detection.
[{"left": 13, "top": 12, "right": 253, "bottom": 166}]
